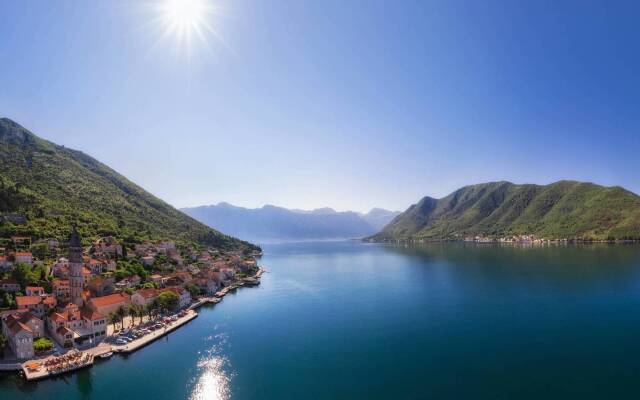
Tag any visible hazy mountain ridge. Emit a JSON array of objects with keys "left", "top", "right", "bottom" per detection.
[
  {"left": 0, "top": 118, "right": 257, "bottom": 251},
  {"left": 370, "top": 181, "right": 640, "bottom": 241},
  {"left": 181, "top": 203, "right": 400, "bottom": 241}
]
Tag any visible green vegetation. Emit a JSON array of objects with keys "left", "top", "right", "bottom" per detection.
[
  {"left": 11, "top": 262, "right": 50, "bottom": 289},
  {"left": 116, "top": 305, "right": 129, "bottom": 330},
  {"left": 0, "top": 333, "right": 7, "bottom": 357},
  {"left": 0, "top": 118, "right": 259, "bottom": 252},
  {"left": 184, "top": 282, "right": 201, "bottom": 298},
  {"left": 0, "top": 291, "right": 16, "bottom": 309},
  {"left": 115, "top": 260, "right": 147, "bottom": 280},
  {"left": 157, "top": 291, "right": 179, "bottom": 310},
  {"left": 33, "top": 337, "right": 54, "bottom": 352},
  {"left": 129, "top": 304, "right": 145, "bottom": 326},
  {"left": 107, "top": 313, "right": 119, "bottom": 331},
  {"left": 371, "top": 181, "right": 640, "bottom": 241}
]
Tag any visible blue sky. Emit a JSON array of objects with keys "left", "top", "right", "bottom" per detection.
[{"left": 1, "top": 0, "right": 639, "bottom": 212}]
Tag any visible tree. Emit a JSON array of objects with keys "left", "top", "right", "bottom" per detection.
[
  {"left": 129, "top": 305, "right": 141, "bottom": 326},
  {"left": 12, "top": 263, "right": 38, "bottom": 288},
  {"left": 157, "top": 291, "right": 179, "bottom": 311},
  {"left": 1, "top": 292, "right": 15, "bottom": 309},
  {"left": 184, "top": 283, "right": 201, "bottom": 298},
  {"left": 145, "top": 302, "right": 156, "bottom": 321},
  {"left": 0, "top": 333, "right": 7, "bottom": 357},
  {"left": 30, "top": 242, "right": 49, "bottom": 260},
  {"left": 108, "top": 313, "right": 118, "bottom": 332},
  {"left": 116, "top": 305, "right": 129, "bottom": 329},
  {"left": 136, "top": 304, "right": 145, "bottom": 325},
  {"left": 138, "top": 303, "right": 148, "bottom": 323},
  {"left": 148, "top": 299, "right": 161, "bottom": 320},
  {"left": 33, "top": 337, "right": 54, "bottom": 353}
]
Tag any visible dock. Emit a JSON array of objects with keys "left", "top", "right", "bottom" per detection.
[
  {"left": 22, "top": 350, "right": 94, "bottom": 381},
  {"left": 189, "top": 296, "right": 221, "bottom": 309}
]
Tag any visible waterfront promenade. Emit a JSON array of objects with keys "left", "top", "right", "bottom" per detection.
[{"left": 112, "top": 309, "right": 198, "bottom": 354}]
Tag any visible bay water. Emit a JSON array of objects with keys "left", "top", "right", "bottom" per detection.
[{"left": 3, "top": 241, "right": 640, "bottom": 399}]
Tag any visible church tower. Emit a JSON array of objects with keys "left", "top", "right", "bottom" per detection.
[{"left": 68, "top": 225, "right": 85, "bottom": 307}]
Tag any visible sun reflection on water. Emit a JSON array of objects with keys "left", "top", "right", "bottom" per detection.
[
  {"left": 188, "top": 329, "right": 232, "bottom": 400},
  {"left": 188, "top": 355, "right": 231, "bottom": 400}
]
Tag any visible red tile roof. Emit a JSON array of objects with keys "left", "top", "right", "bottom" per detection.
[
  {"left": 81, "top": 308, "right": 105, "bottom": 321},
  {"left": 6, "top": 318, "right": 32, "bottom": 335},
  {"left": 50, "top": 312, "right": 67, "bottom": 322},
  {"left": 89, "top": 293, "right": 130, "bottom": 308},
  {"left": 16, "top": 296, "right": 42, "bottom": 307},
  {"left": 135, "top": 288, "right": 159, "bottom": 299},
  {"left": 57, "top": 326, "right": 73, "bottom": 336},
  {"left": 42, "top": 296, "right": 56, "bottom": 306},
  {"left": 4, "top": 312, "right": 40, "bottom": 336}
]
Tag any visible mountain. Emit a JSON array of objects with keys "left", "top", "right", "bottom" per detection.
[
  {"left": 360, "top": 208, "right": 402, "bottom": 231},
  {"left": 0, "top": 118, "right": 257, "bottom": 251},
  {"left": 181, "top": 203, "right": 400, "bottom": 241},
  {"left": 369, "top": 181, "right": 640, "bottom": 242}
]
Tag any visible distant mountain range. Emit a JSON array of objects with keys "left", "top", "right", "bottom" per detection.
[
  {"left": 0, "top": 118, "right": 257, "bottom": 251},
  {"left": 181, "top": 203, "right": 400, "bottom": 241},
  {"left": 369, "top": 181, "right": 640, "bottom": 242}
]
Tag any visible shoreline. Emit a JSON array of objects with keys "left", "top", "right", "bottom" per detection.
[
  {"left": 366, "top": 238, "right": 640, "bottom": 245},
  {"left": 4, "top": 268, "right": 266, "bottom": 381}
]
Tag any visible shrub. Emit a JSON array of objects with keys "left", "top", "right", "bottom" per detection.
[{"left": 33, "top": 337, "right": 54, "bottom": 352}]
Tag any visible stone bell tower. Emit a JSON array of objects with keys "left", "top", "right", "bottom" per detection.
[{"left": 68, "top": 225, "right": 85, "bottom": 307}]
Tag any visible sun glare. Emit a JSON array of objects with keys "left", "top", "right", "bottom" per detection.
[
  {"left": 163, "top": 0, "right": 206, "bottom": 31},
  {"left": 152, "top": 0, "right": 223, "bottom": 54}
]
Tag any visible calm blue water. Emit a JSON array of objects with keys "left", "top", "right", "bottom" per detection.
[{"left": 3, "top": 241, "right": 640, "bottom": 399}]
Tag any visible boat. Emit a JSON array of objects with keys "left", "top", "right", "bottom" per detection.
[{"left": 99, "top": 352, "right": 113, "bottom": 359}]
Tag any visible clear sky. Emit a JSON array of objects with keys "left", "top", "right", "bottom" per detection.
[{"left": 1, "top": 0, "right": 639, "bottom": 213}]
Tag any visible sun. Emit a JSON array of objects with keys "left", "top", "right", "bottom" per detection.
[
  {"left": 162, "top": 0, "right": 207, "bottom": 32},
  {"left": 154, "top": 0, "right": 222, "bottom": 52}
]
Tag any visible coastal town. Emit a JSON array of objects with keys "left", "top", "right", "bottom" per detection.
[{"left": 0, "top": 227, "right": 264, "bottom": 380}]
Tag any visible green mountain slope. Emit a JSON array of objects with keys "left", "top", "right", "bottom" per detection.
[
  {"left": 0, "top": 118, "right": 258, "bottom": 251},
  {"left": 370, "top": 181, "right": 640, "bottom": 241}
]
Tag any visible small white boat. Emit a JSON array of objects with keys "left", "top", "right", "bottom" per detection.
[{"left": 99, "top": 352, "right": 113, "bottom": 359}]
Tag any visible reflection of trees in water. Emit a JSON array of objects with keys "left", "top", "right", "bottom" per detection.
[
  {"left": 3, "top": 369, "right": 89, "bottom": 397},
  {"left": 0, "top": 371, "right": 39, "bottom": 395},
  {"left": 75, "top": 368, "right": 93, "bottom": 400},
  {"left": 381, "top": 242, "right": 640, "bottom": 287}
]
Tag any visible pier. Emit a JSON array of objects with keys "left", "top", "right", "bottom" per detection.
[
  {"left": 189, "top": 296, "right": 222, "bottom": 309},
  {"left": 22, "top": 349, "right": 94, "bottom": 381}
]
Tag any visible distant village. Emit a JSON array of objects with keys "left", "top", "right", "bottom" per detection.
[
  {"left": 0, "top": 227, "right": 262, "bottom": 369},
  {"left": 463, "top": 234, "right": 589, "bottom": 244},
  {"left": 464, "top": 234, "right": 548, "bottom": 243}
]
